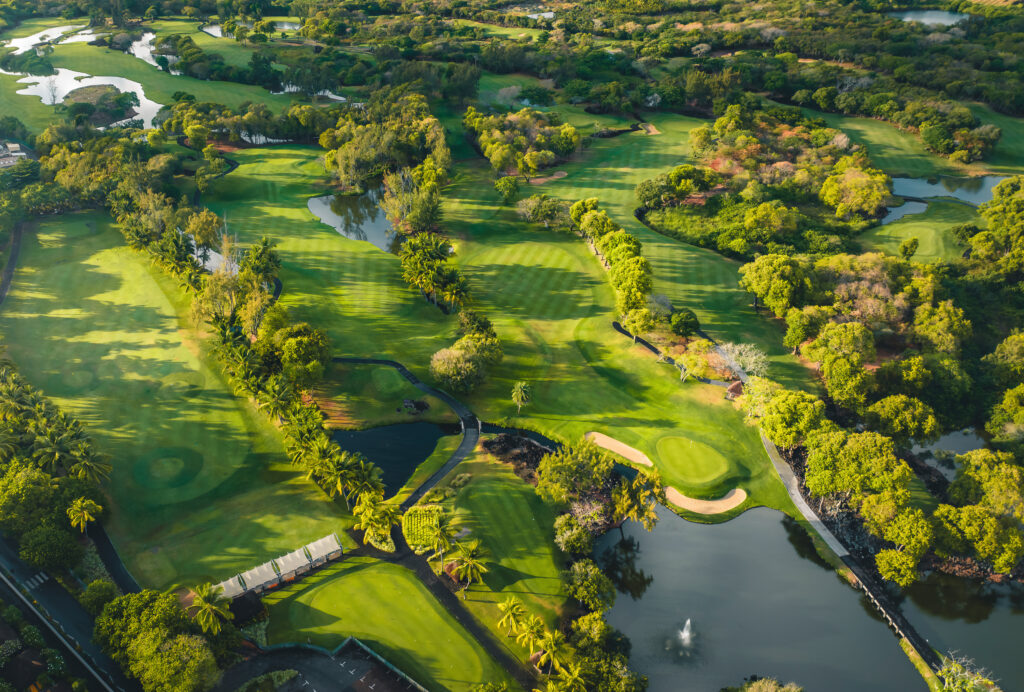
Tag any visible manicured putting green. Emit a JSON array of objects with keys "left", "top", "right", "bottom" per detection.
[
  {"left": 656, "top": 436, "right": 731, "bottom": 487},
  {"left": 264, "top": 558, "right": 509, "bottom": 691},
  {"left": 858, "top": 199, "right": 978, "bottom": 262}
]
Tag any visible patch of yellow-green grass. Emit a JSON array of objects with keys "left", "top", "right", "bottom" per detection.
[
  {"left": 859, "top": 199, "right": 978, "bottom": 262},
  {"left": 47, "top": 42, "right": 296, "bottom": 111},
  {"left": 970, "top": 104, "right": 1024, "bottom": 176},
  {"left": 477, "top": 71, "right": 545, "bottom": 105},
  {"left": 0, "top": 212, "right": 352, "bottom": 589},
  {"left": 390, "top": 435, "right": 463, "bottom": 505},
  {"left": 449, "top": 19, "right": 542, "bottom": 40},
  {"left": 902, "top": 639, "right": 944, "bottom": 692},
  {"left": 264, "top": 557, "right": 512, "bottom": 692}
]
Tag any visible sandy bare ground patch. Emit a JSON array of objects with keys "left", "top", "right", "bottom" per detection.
[
  {"left": 586, "top": 432, "right": 653, "bottom": 466},
  {"left": 640, "top": 122, "right": 661, "bottom": 135},
  {"left": 528, "top": 170, "right": 568, "bottom": 185},
  {"left": 665, "top": 487, "right": 747, "bottom": 514},
  {"left": 586, "top": 432, "right": 748, "bottom": 515}
]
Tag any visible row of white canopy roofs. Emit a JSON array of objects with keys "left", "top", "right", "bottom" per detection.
[{"left": 214, "top": 533, "right": 344, "bottom": 599}]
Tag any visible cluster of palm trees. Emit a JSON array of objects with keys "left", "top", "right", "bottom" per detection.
[
  {"left": 398, "top": 232, "right": 469, "bottom": 310},
  {"left": 353, "top": 491, "right": 401, "bottom": 550},
  {"left": 419, "top": 512, "right": 490, "bottom": 596},
  {"left": 497, "top": 597, "right": 586, "bottom": 692},
  {"left": 0, "top": 367, "right": 113, "bottom": 485}
]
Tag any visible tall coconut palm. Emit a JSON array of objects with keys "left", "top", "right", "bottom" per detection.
[
  {"left": 537, "top": 629, "right": 567, "bottom": 674},
  {"left": 30, "top": 427, "right": 77, "bottom": 474},
  {"left": 67, "top": 497, "right": 102, "bottom": 533},
  {"left": 349, "top": 456, "right": 384, "bottom": 503},
  {"left": 497, "top": 596, "right": 526, "bottom": 636},
  {"left": 353, "top": 491, "right": 400, "bottom": 545},
  {"left": 188, "top": 583, "right": 233, "bottom": 635},
  {"left": 427, "top": 514, "right": 457, "bottom": 573},
  {"left": 511, "top": 381, "right": 531, "bottom": 414},
  {"left": 70, "top": 446, "right": 112, "bottom": 483},
  {"left": 516, "top": 615, "right": 545, "bottom": 655},
  {"left": 0, "top": 430, "right": 17, "bottom": 461},
  {"left": 258, "top": 375, "right": 294, "bottom": 422},
  {"left": 453, "top": 539, "right": 489, "bottom": 596}
]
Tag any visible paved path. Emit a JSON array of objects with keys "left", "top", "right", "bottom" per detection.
[
  {"left": 0, "top": 536, "right": 137, "bottom": 691},
  {"left": 331, "top": 357, "right": 480, "bottom": 510},
  {"left": 214, "top": 646, "right": 399, "bottom": 692}
]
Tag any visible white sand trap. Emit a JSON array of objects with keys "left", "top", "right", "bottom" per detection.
[
  {"left": 665, "top": 486, "right": 747, "bottom": 514},
  {"left": 641, "top": 122, "right": 661, "bottom": 135},
  {"left": 586, "top": 432, "right": 747, "bottom": 515},
  {"left": 585, "top": 432, "right": 653, "bottom": 466}
]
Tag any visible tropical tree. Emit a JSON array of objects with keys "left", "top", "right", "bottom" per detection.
[
  {"left": 257, "top": 376, "right": 294, "bottom": 422},
  {"left": 516, "top": 614, "right": 545, "bottom": 655},
  {"left": 353, "top": 491, "right": 401, "bottom": 546},
  {"left": 537, "top": 629, "right": 567, "bottom": 673},
  {"left": 30, "top": 427, "right": 77, "bottom": 474},
  {"left": 187, "top": 583, "right": 233, "bottom": 636},
  {"left": 452, "top": 539, "right": 489, "bottom": 596},
  {"left": 497, "top": 596, "right": 526, "bottom": 636},
  {"left": 67, "top": 497, "right": 102, "bottom": 533},
  {"left": 70, "top": 445, "right": 112, "bottom": 483},
  {"left": 555, "top": 661, "right": 587, "bottom": 692},
  {"left": 511, "top": 381, "right": 532, "bottom": 414},
  {"left": 427, "top": 513, "right": 457, "bottom": 570}
]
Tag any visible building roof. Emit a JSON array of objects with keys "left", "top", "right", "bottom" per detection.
[
  {"left": 277, "top": 546, "right": 311, "bottom": 574},
  {"left": 215, "top": 576, "right": 245, "bottom": 599},
  {"left": 306, "top": 533, "right": 342, "bottom": 561},
  {"left": 240, "top": 561, "right": 279, "bottom": 588}
]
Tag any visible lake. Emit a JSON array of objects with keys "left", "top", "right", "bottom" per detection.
[{"left": 595, "top": 507, "right": 926, "bottom": 691}]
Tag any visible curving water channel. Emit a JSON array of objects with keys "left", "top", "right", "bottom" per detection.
[
  {"left": 1, "top": 25, "right": 164, "bottom": 128},
  {"left": 880, "top": 175, "right": 1006, "bottom": 225}
]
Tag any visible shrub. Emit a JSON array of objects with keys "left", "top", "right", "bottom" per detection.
[
  {"left": 402, "top": 505, "right": 444, "bottom": 552},
  {"left": 80, "top": 579, "right": 120, "bottom": 617},
  {"left": 20, "top": 623, "right": 44, "bottom": 648},
  {"left": 554, "top": 514, "right": 593, "bottom": 555},
  {"left": 450, "top": 473, "right": 472, "bottom": 489},
  {"left": 670, "top": 308, "right": 700, "bottom": 337},
  {"left": 19, "top": 524, "right": 83, "bottom": 571},
  {"left": 429, "top": 348, "right": 483, "bottom": 393},
  {"left": 1, "top": 605, "right": 24, "bottom": 627}
]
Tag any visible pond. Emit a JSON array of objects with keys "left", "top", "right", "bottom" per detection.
[
  {"left": 59, "top": 28, "right": 108, "bottom": 44},
  {"left": 331, "top": 422, "right": 460, "bottom": 495},
  {"left": 892, "top": 176, "right": 1006, "bottom": 206},
  {"left": 911, "top": 429, "right": 986, "bottom": 481},
  {"left": 880, "top": 200, "right": 928, "bottom": 225},
  {"left": 888, "top": 10, "right": 969, "bottom": 26},
  {"left": 307, "top": 186, "right": 398, "bottom": 252},
  {"left": 128, "top": 32, "right": 159, "bottom": 67},
  {"left": 903, "top": 574, "right": 1024, "bottom": 690},
  {"left": 595, "top": 507, "right": 926, "bottom": 691}
]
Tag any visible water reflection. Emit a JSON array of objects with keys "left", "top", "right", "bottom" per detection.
[
  {"left": 594, "top": 507, "right": 924, "bottom": 690},
  {"left": 307, "top": 186, "right": 399, "bottom": 252},
  {"left": 892, "top": 176, "right": 1006, "bottom": 206},
  {"left": 9, "top": 67, "right": 163, "bottom": 128},
  {"left": 331, "top": 421, "right": 459, "bottom": 494},
  {"left": 880, "top": 200, "right": 928, "bottom": 225},
  {"left": 599, "top": 536, "right": 653, "bottom": 601},
  {"left": 4, "top": 25, "right": 84, "bottom": 55}
]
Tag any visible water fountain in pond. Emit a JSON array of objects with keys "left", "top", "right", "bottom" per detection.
[{"left": 664, "top": 618, "right": 700, "bottom": 662}]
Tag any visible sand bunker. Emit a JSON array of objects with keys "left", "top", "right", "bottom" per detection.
[
  {"left": 640, "top": 123, "right": 661, "bottom": 135},
  {"left": 665, "top": 487, "right": 747, "bottom": 514},
  {"left": 586, "top": 432, "right": 747, "bottom": 515},
  {"left": 586, "top": 432, "right": 653, "bottom": 466}
]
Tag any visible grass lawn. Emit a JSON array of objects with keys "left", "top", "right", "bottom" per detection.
[
  {"left": 390, "top": 435, "right": 462, "bottom": 505},
  {"left": 858, "top": 199, "right": 978, "bottom": 262},
  {"left": 0, "top": 212, "right": 352, "bottom": 589},
  {"left": 315, "top": 361, "right": 458, "bottom": 430},
  {"left": 263, "top": 557, "right": 512, "bottom": 692},
  {"left": 969, "top": 104, "right": 1024, "bottom": 176},
  {"left": 205, "top": 146, "right": 456, "bottom": 370},
  {"left": 144, "top": 19, "right": 262, "bottom": 69},
  {"left": 450, "top": 19, "right": 542, "bottom": 40}
]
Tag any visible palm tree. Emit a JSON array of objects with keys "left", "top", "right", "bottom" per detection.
[
  {"left": 537, "top": 629, "right": 567, "bottom": 674},
  {"left": 349, "top": 456, "right": 384, "bottom": 503},
  {"left": 353, "top": 491, "right": 400, "bottom": 545},
  {"left": 427, "top": 514, "right": 457, "bottom": 571},
  {"left": 257, "top": 376, "right": 294, "bottom": 422},
  {"left": 0, "top": 430, "right": 17, "bottom": 461},
  {"left": 67, "top": 497, "right": 102, "bottom": 533},
  {"left": 188, "top": 583, "right": 234, "bottom": 636},
  {"left": 516, "top": 615, "right": 545, "bottom": 655},
  {"left": 555, "top": 662, "right": 587, "bottom": 692},
  {"left": 497, "top": 596, "right": 526, "bottom": 636},
  {"left": 30, "top": 427, "right": 76, "bottom": 474},
  {"left": 453, "top": 539, "right": 489, "bottom": 597},
  {"left": 511, "top": 381, "right": 531, "bottom": 414},
  {"left": 70, "top": 445, "right": 112, "bottom": 483}
]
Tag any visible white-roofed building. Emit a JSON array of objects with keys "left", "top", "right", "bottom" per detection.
[
  {"left": 277, "top": 546, "right": 312, "bottom": 580},
  {"left": 214, "top": 576, "right": 245, "bottom": 600},
  {"left": 239, "top": 561, "right": 280, "bottom": 594},
  {"left": 306, "top": 533, "right": 343, "bottom": 566}
]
